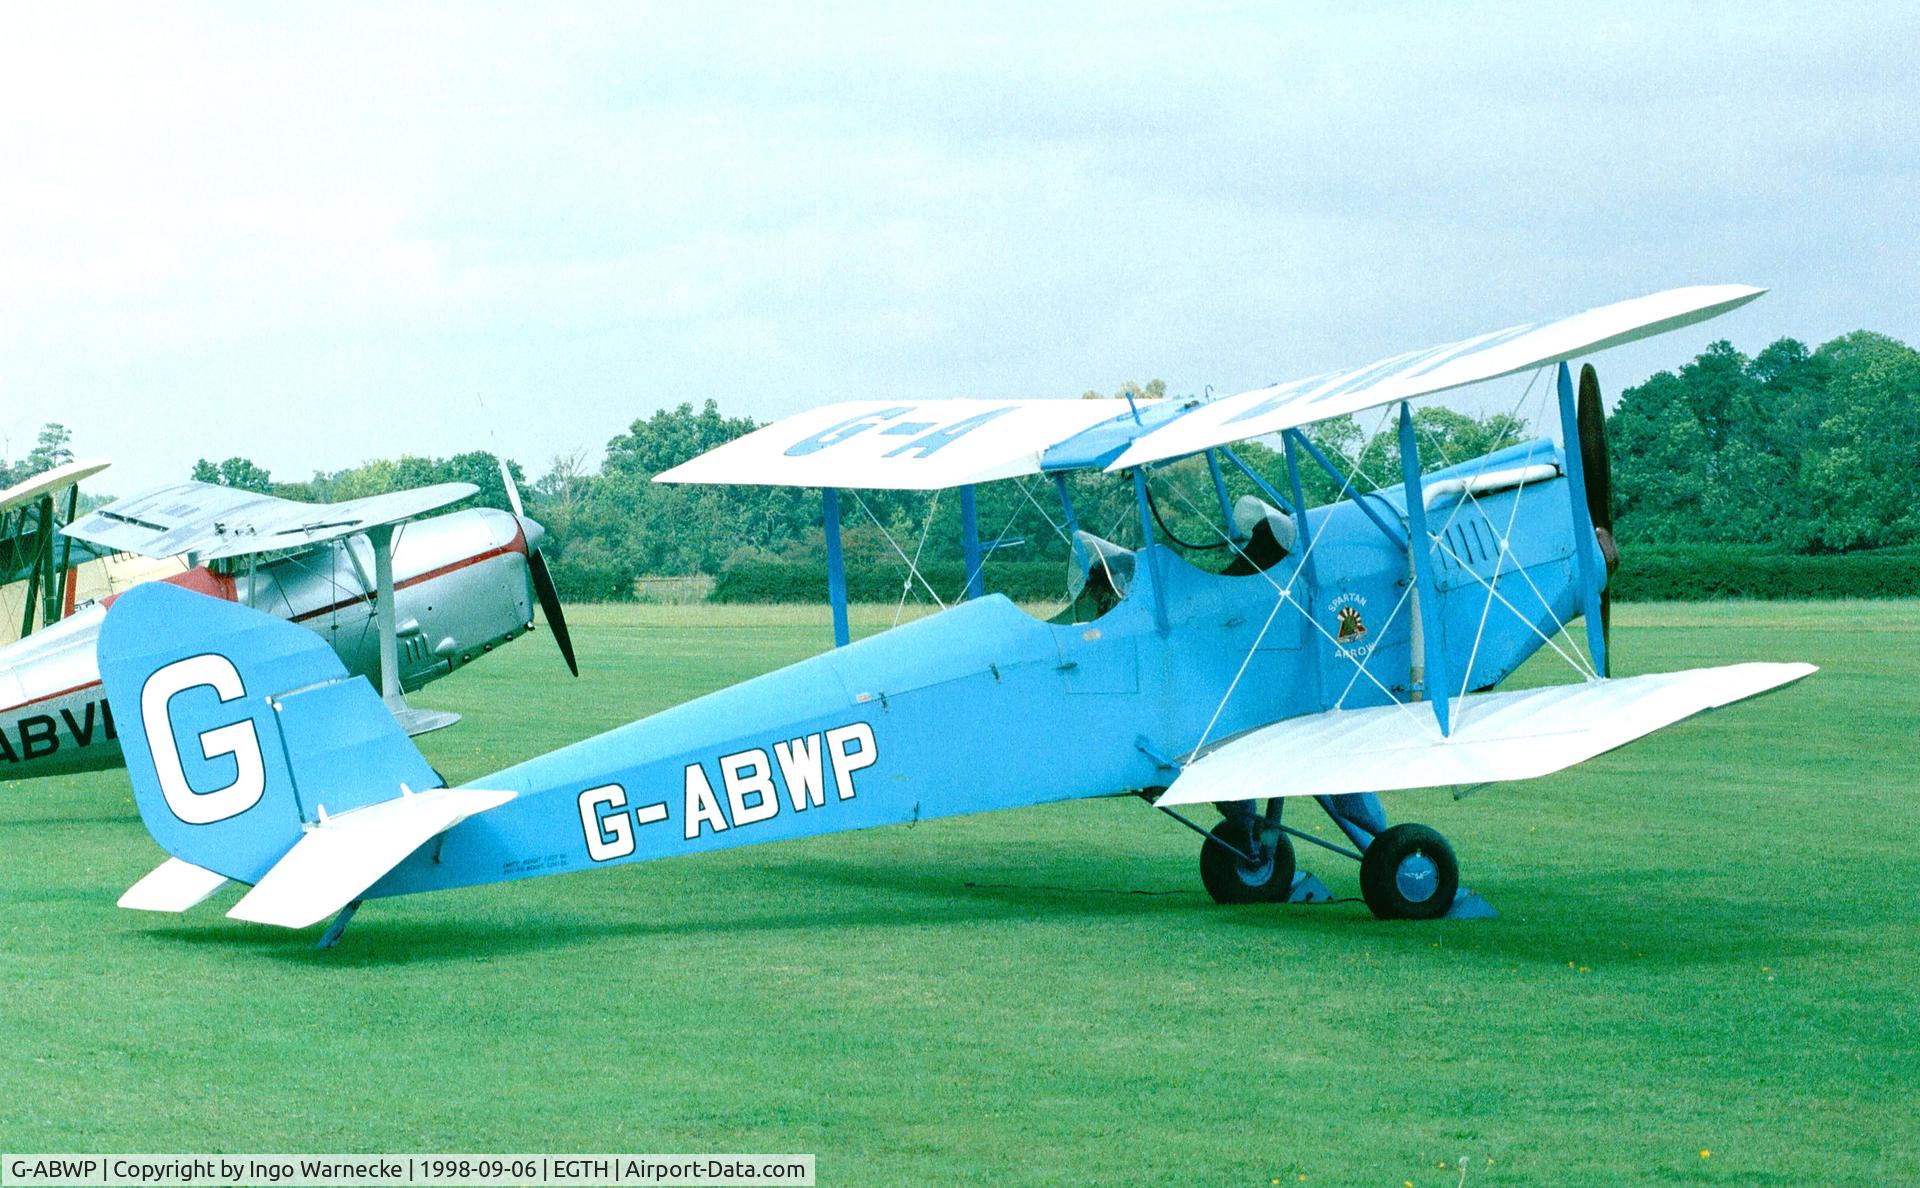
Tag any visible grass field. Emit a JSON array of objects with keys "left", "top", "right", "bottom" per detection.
[{"left": 3, "top": 600, "right": 1916, "bottom": 1185}]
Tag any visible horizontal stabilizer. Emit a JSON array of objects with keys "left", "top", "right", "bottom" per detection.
[
  {"left": 227, "top": 786, "right": 516, "bottom": 929},
  {"left": 118, "top": 857, "right": 231, "bottom": 913},
  {"left": 1155, "top": 662, "right": 1815, "bottom": 807}
]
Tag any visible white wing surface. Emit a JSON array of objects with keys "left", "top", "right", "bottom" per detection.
[
  {"left": 649, "top": 284, "right": 1762, "bottom": 485},
  {"left": 1154, "top": 662, "right": 1814, "bottom": 807},
  {"left": 0, "top": 458, "right": 111, "bottom": 516},
  {"left": 1110, "top": 284, "right": 1764, "bottom": 469},
  {"left": 64, "top": 481, "right": 477, "bottom": 561},
  {"left": 654, "top": 399, "right": 1145, "bottom": 490}
]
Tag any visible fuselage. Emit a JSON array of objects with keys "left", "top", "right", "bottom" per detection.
[
  {"left": 372, "top": 439, "right": 1599, "bottom": 899},
  {"left": 0, "top": 508, "right": 540, "bottom": 778}
]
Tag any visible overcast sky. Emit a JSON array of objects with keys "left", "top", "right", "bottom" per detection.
[{"left": 2, "top": 2, "right": 1914, "bottom": 492}]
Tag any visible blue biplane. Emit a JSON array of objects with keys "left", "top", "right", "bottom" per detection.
[{"left": 99, "top": 284, "right": 1813, "bottom": 942}]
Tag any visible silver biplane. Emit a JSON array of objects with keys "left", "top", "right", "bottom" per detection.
[{"left": 0, "top": 470, "right": 574, "bottom": 778}]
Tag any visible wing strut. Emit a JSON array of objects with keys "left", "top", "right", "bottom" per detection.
[
  {"left": 1132, "top": 470, "right": 1170, "bottom": 635},
  {"left": 1398, "top": 403, "right": 1454, "bottom": 735},
  {"left": 56, "top": 484, "right": 78, "bottom": 620},
  {"left": 959, "top": 484, "right": 984, "bottom": 601},
  {"left": 823, "top": 487, "right": 850, "bottom": 648},
  {"left": 365, "top": 523, "right": 457, "bottom": 737},
  {"left": 1285, "top": 429, "right": 1405, "bottom": 547},
  {"left": 19, "top": 496, "right": 50, "bottom": 637}
]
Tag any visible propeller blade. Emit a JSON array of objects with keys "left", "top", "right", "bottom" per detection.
[
  {"left": 529, "top": 548, "right": 578, "bottom": 677},
  {"left": 494, "top": 455, "right": 578, "bottom": 676},
  {"left": 1600, "top": 588, "right": 1612, "bottom": 679},
  {"left": 1576, "top": 364, "right": 1614, "bottom": 537},
  {"left": 1578, "top": 364, "right": 1617, "bottom": 678},
  {"left": 1576, "top": 363, "right": 1621, "bottom": 576},
  {"left": 496, "top": 458, "right": 526, "bottom": 520}
]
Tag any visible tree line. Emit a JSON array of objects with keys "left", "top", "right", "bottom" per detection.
[
  {"left": 1610, "top": 332, "right": 1918, "bottom": 552},
  {"left": 528, "top": 330, "right": 1918, "bottom": 595},
  {"left": 8, "top": 329, "right": 1914, "bottom": 600}
]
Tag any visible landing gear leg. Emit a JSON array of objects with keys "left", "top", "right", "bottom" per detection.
[{"left": 318, "top": 899, "right": 363, "bottom": 950}]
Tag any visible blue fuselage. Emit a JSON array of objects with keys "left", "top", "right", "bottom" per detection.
[{"left": 374, "top": 440, "right": 1596, "bottom": 900}]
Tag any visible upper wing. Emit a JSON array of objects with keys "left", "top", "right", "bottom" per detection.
[
  {"left": 63, "top": 481, "right": 477, "bottom": 561},
  {"left": 651, "top": 284, "right": 1762, "bottom": 488},
  {"left": 653, "top": 399, "right": 1146, "bottom": 490},
  {"left": 1154, "top": 661, "right": 1814, "bottom": 806},
  {"left": 1109, "top": 284, "right": 1765, "bottom": 470},
  {"left": 0, "top": 458, "right": 111, "bottom": 517}
]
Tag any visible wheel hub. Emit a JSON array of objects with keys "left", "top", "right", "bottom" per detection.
[
  {"left": 1237, "top": 848, "right": 1275, "bottom": 887},
  {"left": 1394, "top": 853, "right": 1438, "bottom": 903}
]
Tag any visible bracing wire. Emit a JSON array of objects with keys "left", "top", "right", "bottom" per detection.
[
  {"left": 849, "top": 491, "right": 947, "bottom": 613},
  {"left": 1406, "top": 368, "right": 1600, "bottom": 684},
  {"left": 1152, "top": 422, "right": 1447, "bottom": 765},
  {"left": 1401, "top": 369, "right": 1600, "bottom": 685},
  {"left": 892, "top": 489, "right": 942, "bottom": 626},
  {"left": 954, "top": 478, "right": 1055, "bottom": 607}
]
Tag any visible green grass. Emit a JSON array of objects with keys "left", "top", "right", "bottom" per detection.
[{"left": 3, "top": 601, "right": 1916, "bottom": 1185}]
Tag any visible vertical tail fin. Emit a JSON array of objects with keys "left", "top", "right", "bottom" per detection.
[{"left": 100, "top": 583, "right": 507, "bottom": 928}]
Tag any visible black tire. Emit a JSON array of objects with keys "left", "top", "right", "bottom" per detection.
[
  {"left": 1359, "top": 823, "right": 1459, "bottom": 920},
  {"left": 1199, "top": 818, "right": 1296, "bottom": 905}
]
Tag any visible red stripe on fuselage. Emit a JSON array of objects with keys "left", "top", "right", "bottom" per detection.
[
  {"left": 0, "top": 678, "right": 102, "bottom": 715},
  {"left": 288, "top": 534, "right": 526, "bottom": 624}
]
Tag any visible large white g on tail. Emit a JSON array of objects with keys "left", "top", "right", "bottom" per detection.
[{"left": 140, "top": 653, "right": 265, "bottom": 825}]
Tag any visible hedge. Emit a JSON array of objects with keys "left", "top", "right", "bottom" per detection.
[
  {"left": 712, "top": 559, "right": 1066, "bottom": 604},
  {"left": 710, "top": 546, "right": 1920, "bottom": 604},
  {"left": 1609, "top": 544, "right": 1920, "bottom": 601}
]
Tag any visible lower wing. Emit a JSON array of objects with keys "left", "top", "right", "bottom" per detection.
[{"left": 1155, "top": 662, "right": 1815, "bottom": 807}]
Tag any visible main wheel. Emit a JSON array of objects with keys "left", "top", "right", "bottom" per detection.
[
  {"left": 1359, "top": 823, "right": 1459, "bottom": 920},
  {"left": 1199, "top": 818, "right": 1295, "bottom": 905}
]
